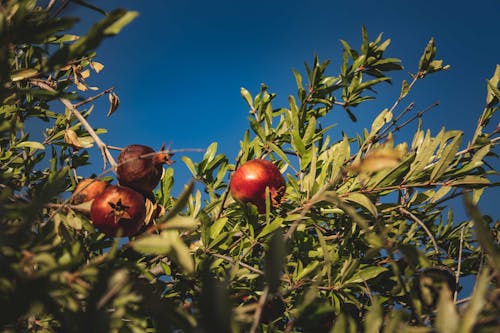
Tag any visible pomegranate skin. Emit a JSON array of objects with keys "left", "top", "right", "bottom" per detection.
[
  {"left": 117, "top": 144, "right": 172, "bottom": 194},
  {"left": 230, "top": 159, "right": 286, "bottom": 213},
  {"left": 90, "top": 185, "right": 146, "bottom": 237},
  {"left": 72, "top": 178, "right": 109, "bottom": 204}
]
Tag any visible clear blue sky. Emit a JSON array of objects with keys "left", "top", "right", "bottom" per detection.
[{"left": 67, "top": 1, "right": 499, "bottom": 216}]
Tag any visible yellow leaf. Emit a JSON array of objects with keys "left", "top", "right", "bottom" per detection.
[
  {"left": 64, "top": 129, "right": 93, "bottom": 149},
  {"left": 90, "top": 61, "right": 104, "bottom": 73},
  {"left": 351, "top": 147, "right": 402, "bottom": 174},
  {"left": 76, "top": 81, "right": 88, "bottom": 91},
  {"left": 80, "top": 69, "right": 90, "bottom": 79}
]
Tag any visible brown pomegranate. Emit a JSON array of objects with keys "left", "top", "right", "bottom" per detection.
[
  {"left": 72, "top": 178, "right": 109, "bottom": 204},
  {"left": 117, "top": 144, "right": 173, "bottom": 194},
  {"left": 90, "top": 185, "right": 146, "bottom": 237},
  {"left": 230, "top": 159, "right": 286, "bottom": 213}
]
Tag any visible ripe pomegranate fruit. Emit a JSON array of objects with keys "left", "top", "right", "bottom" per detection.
[
  {"left": 90, "top": 185, "right": 146, "bottom": 237},
  {"left": 72, "top": 178, "right": 109, "bottom": 204},
  {"left": 230, "top": 159, "right": 286, "bottom": 213},
  {"left": 117, "top": 144, "right": 173, "bottom": 194}
]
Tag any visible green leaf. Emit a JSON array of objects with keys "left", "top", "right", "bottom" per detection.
[
  {"left": 342, "top": 192, "right": 378, "bottom": 217},
  {"left": 50, "top": 10, "right": 138, "bottom": 67},
  {"left": 163, "top": 215, "right": 198, "bottom": 230},
  {"left": 103, "top": 11, "right": 139, "bottom": 35},
  {"left": 132, "top": 234, "right": 171, "bottom": 255},
  {"left": 458, "top": 269, "right": 491, "bottom": 333},
  {"left": 344, "top": 265, "right": 387, "bottom": 284},
  {"left": 430, "top": 132, "right": 462, "bottom": 181},
  {"left": 449, "top": 175, "right": 490, "bottom": 187},
  {"left": 291, "top": 128, "right": 306, "bottom": 156},
  {"left": 203, "top": 142, "right": 218, "bottom": 164},
  {"left": 10, "top": 68, "right": 38, "bottom": 81},
  {"left": 257, "top": 217, "right": 283, "bottom": 239},
  {"left": 296, "top": 260, "right": 320, "bottom": 280},
  {"left": 210, "top": 217, "right": 228, "bottom": 239},
  {"left": 181, "top": 156, "right": 197, "bottom": 176},
  {"left": 464, "top": 194, "right": 500, "bottom": 272},
  {"left": 486, "top": 64, "right": 500, "bottom": 105},
  {"left": 70, "top": 0, "right": 107, "bottom": 16},
  {"left": 436, "top": 285, "right": 458, "bottom": 333},
  {"left": 364, "top": 301, "right": 383, "bottom": 333},
  {"left": 16, "top": 141, "right": 45, "bottom": 150},
  {"left": 240, "top": 87, "right": 254, "bottom": 108},
  {"left": 369, "top": 108, "right": 392, "bottom": 137},
  {"left": 264, "top": 230, "right": 286, "bottom": 293},
  {"left": 160, "top": 180, "right": 194, "bottom": 222},
  {"left": 418, "top": 38, "right": 436, "bottom": 73},
  {"left": 167, "top": 232, "right": 194, "bottom": 273},
  {"left": 267, "top": 141, "right": 291, "bottom": 166},
  {"left": 400, "top": 80, "right": 409, "bottom": 99}
]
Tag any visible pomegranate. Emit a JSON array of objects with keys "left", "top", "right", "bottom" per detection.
[
  {"left": 230, "top": 159, "right": 286, "bottom": 213},
  {"left": 117, "top": 144, "right": 173, "bottom": 194},
  {"left": 90, "top": 185, "right": 146, "bottom": 237},
  {"left": 72, "top": 178, "right": 109, "bottom": 204}
]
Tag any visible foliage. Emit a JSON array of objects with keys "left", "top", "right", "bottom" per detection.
[{"left": 1, "top": 1, "right": 499, "bottom": 332}]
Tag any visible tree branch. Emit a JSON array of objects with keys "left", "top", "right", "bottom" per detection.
[{"left": 30, "top": 80, "right": 117, "bottom": 170}]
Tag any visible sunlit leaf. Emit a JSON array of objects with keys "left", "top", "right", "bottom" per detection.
[
  {"left": 16, "top": 141, "right": 45, "bottom": 150},
  {"left": 11, "top": 68, "right": 38, "bottom": 81},
  {"left": 107, "top": 92, "right": 120, "bottom": 117}
]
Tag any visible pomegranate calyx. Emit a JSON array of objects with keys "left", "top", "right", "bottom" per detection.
[
  {"left": 153, "top": 152, "right": 174, "bottom": 166},
  {"left": 270, "top": 185, "right": 286, "bottom": 206}
]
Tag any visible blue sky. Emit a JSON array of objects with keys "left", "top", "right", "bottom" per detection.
[{"left": 66, "top": 1, "right": 499, "bottom": 216}]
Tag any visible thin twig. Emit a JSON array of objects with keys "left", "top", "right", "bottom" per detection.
[
  {"left": 51, "top": 0, "right": 70, "bottom": 17},
  {"left": 249, "top": 286, "right": 269, "bottom": 333},
  {"left": 74, "top": 87, "right": 114, "bottom": 108},
  {"left": 388, "top": 74, "right": 419, "bottom": 115},
  {"left": 379, "top": 101, "right": 440, "bottom": 143},
  {"left": 376, "top": 102, "right": 415, "bottom": 140},
  {"left": 45, "top": 0, "right": 57, "bottom": 11},
  {"left": 399, "top": 207, "right": 440, "bottom": 258}
]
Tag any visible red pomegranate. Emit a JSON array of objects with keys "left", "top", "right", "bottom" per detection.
[
  {"left": 72, "top": 178, "right": 109, "bottom": 204},
  {"left": 117, "top": 144, "right": 173, "bottom": 194},
  {"left": 230, "top": 159, "right": 286, "bottom": 213},
  {"left": 90, "top": 185, "right": 146, "bottom": 237}
]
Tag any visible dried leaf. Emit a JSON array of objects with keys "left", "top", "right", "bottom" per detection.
[
  {"left": 107, "top": 92, "right": 120, "bottom": 117},
  {"left": 64, "top": 129, "right": 93, "bottom": 149},
  {"left": 80, "top": 69, "right": 90, "bottom": 79},
  {"left": 76, "top": 81, "right": 88, "bottom": 91},
  {"left": 90, "top": 61, "right": 104, "bottom": 73},
  {"left": 351, "top": 147, "right": 402, "bottom": 174},
  {"left": 143, "top": 198, "right": 157, "bottom": 226}
]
